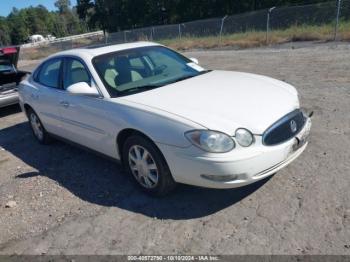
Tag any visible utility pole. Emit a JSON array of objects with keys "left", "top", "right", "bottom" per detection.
[
  {"left": 266, "top": 7, "right": 276, "bottom": 45},
  {"left": 334, "top": 0, "right": 342, "bottom": 41},
  {"left": 219, "top": 15, "right": 228, "bottom": 45}
]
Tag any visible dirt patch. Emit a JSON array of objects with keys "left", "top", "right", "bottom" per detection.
[{"left": 1, "top": 42, "right": 349, "bottom": 255}]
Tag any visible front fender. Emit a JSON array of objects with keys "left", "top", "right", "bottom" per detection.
[{"left": 108, "top": 98, "right": 204, "bottom": 148}]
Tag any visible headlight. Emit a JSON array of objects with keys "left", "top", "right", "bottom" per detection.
[
  {"left": 235, "top": 128, "right": 254, "bottom": 147},
  {"left": 185, "top": 130, "right": 235, "bottom": 153}
]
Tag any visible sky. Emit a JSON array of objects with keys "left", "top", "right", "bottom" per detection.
[{"left": 0, "top": 0, "right": 77, "bottom": 17}]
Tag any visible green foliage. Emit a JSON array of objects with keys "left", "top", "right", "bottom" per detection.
[
  {"left": 0, "top": 17, "right": 11, "bottom": 45},
  {"left": 77, "top": 0, "right": 333, "bottom": 32},
  {"left": 55, "top": 0, "right": 72, "bottom": 14},
  {"left": 0, "top": 0, "right": 337, "bottom": 46},
  {"left": 0, "top": 1, "right": 87, "bottom": 46}
]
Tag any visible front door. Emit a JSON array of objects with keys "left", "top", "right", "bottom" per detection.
[{"left": 58, "top": 57, "right": 115, "bottom": 157}]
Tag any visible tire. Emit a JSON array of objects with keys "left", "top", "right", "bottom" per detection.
[
  {"left": 122, "top": 135, "right": 177, "bottom": 196},
  {"left": 27, "top": 109, "right": 52, "bottom": 144}
]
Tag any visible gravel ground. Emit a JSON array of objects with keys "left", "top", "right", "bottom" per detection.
[{"left": 0, "top": 42, "right": 349, "bottom": 255}]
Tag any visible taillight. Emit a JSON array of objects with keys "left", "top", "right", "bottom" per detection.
[{"left": 1, "top": 47, "right": 17, "bottom": 55}]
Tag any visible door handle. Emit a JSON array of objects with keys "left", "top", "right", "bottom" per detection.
[{"left": 59, "top": 101, "right": 70, "bottom": 108}]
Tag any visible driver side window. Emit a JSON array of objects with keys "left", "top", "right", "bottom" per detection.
[{"left": 63, "top": 58, "right": 91, "bottom": 89}]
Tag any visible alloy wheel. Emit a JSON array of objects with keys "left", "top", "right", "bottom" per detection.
[
  {"left": 128, "top": 145, "right": 159, "bottom": 189},
  {"left": 30, "top": 113, "right": 44, "bottom": 141}
]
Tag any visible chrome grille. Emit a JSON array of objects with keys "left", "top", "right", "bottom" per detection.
[{"left": 262, "top": 109, "right": 306, "bottom": 146}]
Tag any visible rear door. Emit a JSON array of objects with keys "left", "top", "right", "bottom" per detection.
[{"left": 30, "top": 57, "right": 65, "bottom": 136}]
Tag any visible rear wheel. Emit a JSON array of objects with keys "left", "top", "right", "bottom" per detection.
[
  {"left": 123, "top": 135, "right": 177, "bottom": 196},
  {"left": 27, "top": 109, "right": 51, "bottom": 144}
]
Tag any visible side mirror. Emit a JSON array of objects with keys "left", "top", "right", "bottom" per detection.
[
  {"left": 66, "top": 82, "right": 99, "bottom": 97},
  {"left": 190, "top": 58, "right": 199, "bottom": 64}
]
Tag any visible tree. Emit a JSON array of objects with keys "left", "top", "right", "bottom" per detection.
[
  {"left": 0, "top": 17, "right": 11, "bottom": 45},
  {"left": 0, "top": 0, "right": 335, "bottom": 46},
  {"left": 55, "top": 0, "right": 71, "bottom": 14},
  {"left": 77, "top": 0, "right": 333, "bottom": 33},
  {"left": 0, "top": 3, "right": 87, "bottom": 45},
  {"left": 76, "top": 0, "right": 94, "bottom": 21},
  {"left": 7, "top": 8, "right": 29, "bottom": 44}
]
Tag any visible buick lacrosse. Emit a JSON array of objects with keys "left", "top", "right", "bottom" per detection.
[{"left": 19, "top": 42, "right": 311, "bottom": 196}]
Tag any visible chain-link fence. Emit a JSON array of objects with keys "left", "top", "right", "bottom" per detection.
[
  {"left": 107, "top": 0, "right": 349, "bottom": 43},
  {"left": 18, "top": 0, "right": 350, "bottom": 63},
  {"left": 19, "top": 33, "right": 106, "bottom": 61}
]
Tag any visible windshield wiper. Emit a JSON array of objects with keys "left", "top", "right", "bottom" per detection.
[
  {"left": 118, "top": 84, "right": 161, "bottom": 96},
  {"left": 199, "top": 69, "right": 212, "bottom": 74},
  {"left": 166, "top": 75, "right": 197, "bottom": 85},
  {"left": 174, "top": 75, "right": 196, "bottom": 82},
  {"left": 167, "top": 70, "right": 212, "bottom": 85},
  {"left": 117, "top": 70, "right": 212, "bottom": 96}
]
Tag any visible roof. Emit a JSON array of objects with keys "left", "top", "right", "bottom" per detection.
[{"left": 52, "top": 41, "right": 161, "bottom": 59}]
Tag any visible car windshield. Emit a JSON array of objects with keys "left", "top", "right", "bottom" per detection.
[{"left": 93, "top": 46, "right": 209, "bottom": 97}]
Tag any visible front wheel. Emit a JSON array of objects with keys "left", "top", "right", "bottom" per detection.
[
  {"left": 27, "top": 109, "right": 51, "bottom": 144},
  {"left": 122, "top": 135, "right": 177, "bottom": 196}
]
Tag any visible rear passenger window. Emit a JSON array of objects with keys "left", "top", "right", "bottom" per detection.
[{"left": 38, "top": 59, "right": 61, "bottom": 88}]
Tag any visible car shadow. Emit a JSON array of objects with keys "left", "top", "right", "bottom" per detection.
[
  {"left": 0, "top": 104, "right": 21, "bottom": 118},
  {"left": 0, "top": 122, "right": 271, "bottom": 220}
]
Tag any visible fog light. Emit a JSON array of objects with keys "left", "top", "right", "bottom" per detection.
[
  {"left": 235, "top": 128, "right": 254, "bottom": 147},
  {"left": 200, "top": 174, "right": 239, "bottom": 182}
]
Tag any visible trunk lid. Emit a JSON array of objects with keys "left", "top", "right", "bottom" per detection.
[
  {"left": 0, "top": 47, "right": 20, "bottom": 68},
  {"left": 0, "top": 47, "right": 27, "bottom": 90}
]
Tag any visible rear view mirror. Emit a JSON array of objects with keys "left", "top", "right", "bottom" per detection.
[{"left": 66, "top": 82, "right": 99, "bottom": 97}]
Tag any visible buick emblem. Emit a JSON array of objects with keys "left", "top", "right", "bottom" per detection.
[{"left": 290, "top": 120, "right": 297, "bottom": 133}]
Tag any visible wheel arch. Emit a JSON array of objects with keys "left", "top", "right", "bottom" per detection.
[
  {"left": 116, "top": 128, "right": 168, "bottom": 167},
  {"left": 23, "top": 103, "right": 48, "bottom": 131},
  {"left": 23, "top": 103, "right": 34, "bottom": 117}
]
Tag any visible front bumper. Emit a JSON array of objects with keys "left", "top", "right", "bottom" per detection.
[{"left": 157, "top": 117, "right": 311, "bottom": 189}]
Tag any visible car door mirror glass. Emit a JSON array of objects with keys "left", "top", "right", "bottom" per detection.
[
  {"left": 66, "top": 82, "right": 99, "bottom": 97},
  {"left": 190, "top": 58, "right": 199, "bottom": 64}
]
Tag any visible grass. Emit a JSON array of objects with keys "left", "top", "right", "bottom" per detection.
[{"left": 159, "top": 21, "right": 350, "bottom": 50}]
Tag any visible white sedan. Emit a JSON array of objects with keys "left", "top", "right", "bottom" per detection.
[{"left": 18, "top": 42, "right": 312, "bottom": 196}]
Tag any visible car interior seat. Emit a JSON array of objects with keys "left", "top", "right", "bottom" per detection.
[
  {"left": 114, "top": 56, "right": 143, "bottom": 87},
  {"left": 104, "top": 67, "right": 118, "bottom": 88},
  {"left": 70, "top": 67, "right": 90, "bottom": 85}
]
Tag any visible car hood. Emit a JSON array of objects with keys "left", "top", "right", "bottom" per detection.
[{"left": 121, "top": 70, "right": 300, "bottom": 135}]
